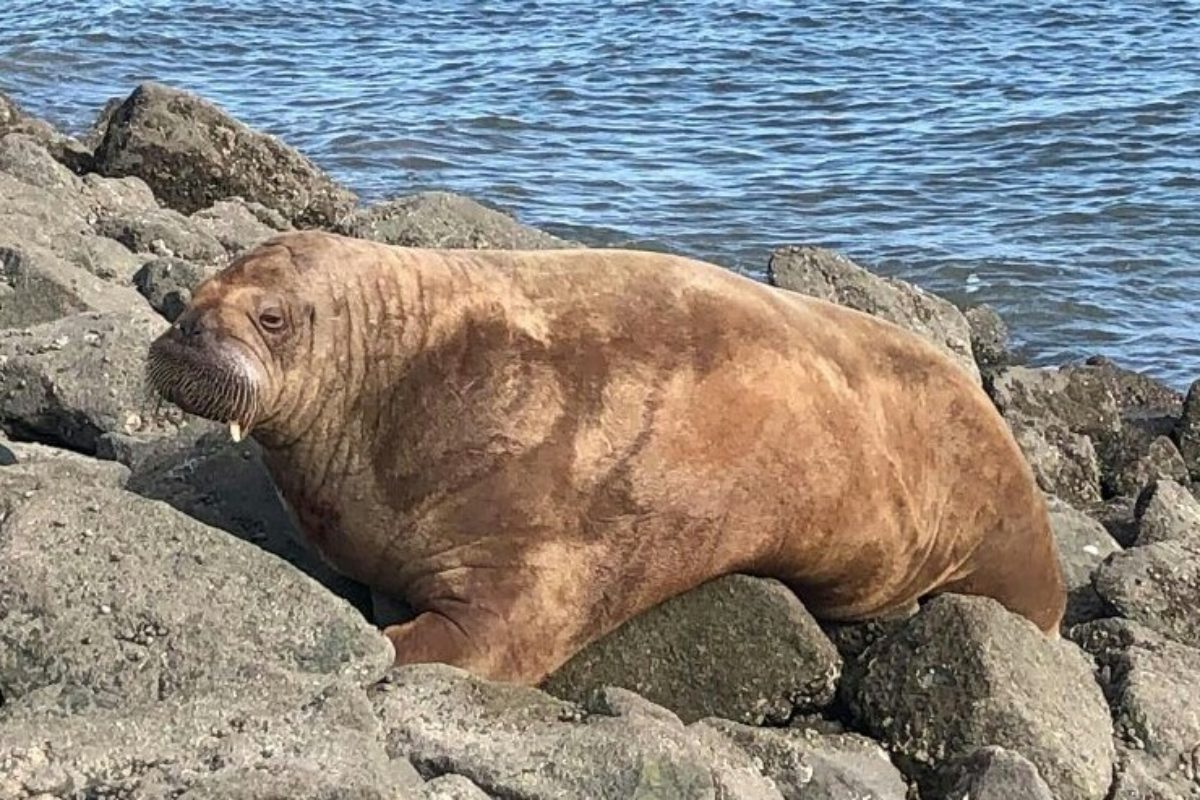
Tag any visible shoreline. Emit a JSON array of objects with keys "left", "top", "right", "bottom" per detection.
[{"left": 1, "top": 81, "right": 1199, "bottom": 800}]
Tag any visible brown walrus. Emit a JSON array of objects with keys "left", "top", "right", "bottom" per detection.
[{"left": 146, "top": 229, "right": 1066, "bottom": 684}]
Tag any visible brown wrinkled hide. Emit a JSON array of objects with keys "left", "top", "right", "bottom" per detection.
[{"left": 162, "top": 230, "right": 1066, "bottom": 684}]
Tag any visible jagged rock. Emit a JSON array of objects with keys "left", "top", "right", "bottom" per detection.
[
  {"left": 1046, "top": 496, "right": 1122, "bottom": 624},
  {"left": 841, "top": 594, "right": 1115, "bottom": 800},
  {"left": 1177, "top": 381, "right": 1200, "bottom": 481},
  {"left": 189, "top": 197, "right": 290, "bottom": 254},
  {"left": 1135, "top": 479, "right": 1200, "bottom": 547},
  {"left": 1072, "top": 619, "right": 1200, "bottom": 793},
  {"left": 336, "top": 190, "right": 569, "bottom": 250},
  {"left": 0, "top": 133, "right": 80, "bottom": 195},
  {"left": 1108, "top": 436, "right": 1191, "bottom": 500},
  {"left": 0, "top": 680, "right": 420, "bottom": 800},
  {"left": 1010, "top": 419, "right": 1104, "bottom": 506},
  {"left": 0, "top": 245, "right": 149, "bottom": 330},
  {"left": 419, "top": 775, "right": 492, "bottom": 800},
  {"left": 133, "top": 256, "right": 216, "bottom": 321},
  {"left": 542, "top": 575, "right": 842, "bottom": 725},
  {"left": 990, "top": 364, "right": 1123, "bottom": 443},
  {"left": 0, "top": 463, "right": 392, "bottom": 718},
  {"left": 963, "top": 303, "right": 1011, "bottom": 369},
  {"left": 79, "top": 171, "right": 160, "bottom": 218},
  {"left": 699, "top": 718, "right": 909, "bottom": 800},
  {"left": 1081, "top": 355, "right": 1186, "bottom": 416},
  {"left": 94, "top": 206, "right": 228, "bottom": 263},
  {"left": 93, "top": 82, "right": 357, "bottom": 227},
  {"left": 765, "top": 245, "right": 979, "bottom": 382},
  {"left": 1093, "top": 537, "right": 1200, "bottom": 648},
  {"left": 0, "top": 93, "right": 92, "bottom": 173},
  {"left": 940, "top": 747, "right": 1055, "bottom": 800},
  {"left": 373, "top": 667, "right": 785, "bottom": 799},
  {"left": 0, "top": 309, "right": 184, "bottom": 454},
  {"left": 0, "top": 433, "right": 129, "bottom": 487}
]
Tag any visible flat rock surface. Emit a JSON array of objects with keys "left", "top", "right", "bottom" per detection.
[
  {"left": 1135, "top": 478, "right": 1200, "bottom": 547},
  {"left": 542, "top": 575, "right": 842, "bottom": 725}
]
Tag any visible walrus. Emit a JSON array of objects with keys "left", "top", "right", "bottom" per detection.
[{"left": 146, "top": 229, "right": 1066, "bottom": 684}]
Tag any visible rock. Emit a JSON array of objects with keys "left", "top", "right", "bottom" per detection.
[
  {"left": 0, "top": 133, "right": 80, "bottom": 194},
  {"left": 1093, "top": 537, "right": 1200, "bottom": 648},
  {"left": 0, "top": 463, "right": 392, "bottom": 718},
  {"left": 1081, "top": 355, "right": 1185, "bottom": 416},
  {"left": 1046, "top": 495, "right": 1123, "bottom": 625},
  {"left": 1135, "top": 479, "right": 1200, "bottom": 547},
  {"left": 189, "top": 197, "right": 290, "bottom": 254},
  {"left": 419, "top": 775, "right": 493, "bottom": 800},
  {"left": 542, "top": 575, "right": 842, "bottom": 725},
  {"left": 699, "top": 718, "right": 909, "bottom": 800},
  {"left": 1109, "top": 435, "right": 1191, "bottom": 501},
  {"left": 841, "top": 593, "right": 1115, "bottom": 800},
  {"left": 133, "top": 256, "right": 216, "bottom": 321},
  {"left": 93, "top": 81, "right": 357, "bottom": 227},
  {"left": 373, "top": 665, "right": 786, "bottom": 799},
  {"left": 1011, "top": 419, "right": 1104, "bottom": 506},
  {"left": 94, "top": 206, "right": 228, "bottom": 263},
  {"left": 1106, "top": 755, "right": 1199, "bottom": 800},
  {"left": 940, "top": 747, "right": 1055, "bottom": 800},
  {"left": 1176, "top": 381, "right": 1200, "bottom": 481},
  {"left": 336, "top": 190, "right": 570, "bottom": 250},
  {"left": 1072, "top": 619, "right": 1200, "bottom": 793},
  {"left": 0, "top": 309, "right": 186, "bottom": 454},
  {"left": 79, "top": 171, "right": 160, "bottom": 218},
  {"left": 0, "top": 245, "right": 149, "bottom": 330},
  {"left": 0, "top": 93, "right": 92, "bottom": 174},
  {"left": 0, "top": 679, "right": 420, "bottom": 800},
  {"left": 989, "top": 364, "right": 1122, "bottom": 443},
  {"left": 0, "top": 433, "right": 130, "bottom": 487},
  {"left": 765, "top": 245, "right": 980, "bottom": 382},
  {"left": 963, "top": 303, "right": 1011, "bottom": 369}
]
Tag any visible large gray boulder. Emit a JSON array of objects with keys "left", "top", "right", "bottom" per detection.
[
  {"left": 1046, "top": 496, "right": 1123, "bottom": 624},
  {"left": 0, "top": 244, "right": 147, "bottom": 330},
  {"left": 841, "top": 594, "right": 1115, "bottom": 800},
  {"left": 1177, "top": 380, "right": 1200, "bottom": 481},
  {"left": 336, "top": 190, "right": 571, "bottom": 250},
  {"left": 1134, "top": 478, "right": 1200, "bottom": 547},
  {"left": 0, "top": 92, "right": 92, "bottom": 173},
  {"left": 939, "top": 747, "right": 1056, "bottom": 800},
  {"left": 765, "top": 245, "right": 980, "bottom": 382},
  {"left": 93, "top": 82, "right": 357, "bottom": 227},
  {"left": 1093, "top": 536, "right": 1200, "bottom": 648},
  {"left": 542, "top": 575, "right": 842, "bottom": 725}
]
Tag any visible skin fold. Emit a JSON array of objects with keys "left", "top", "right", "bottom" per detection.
[{"left": 147, "top": 230, "right": 1067, "bottom": 685}]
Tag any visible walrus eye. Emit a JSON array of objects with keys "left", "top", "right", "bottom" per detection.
[{"left": 259, "top": 308, "right": 287, "bottom": 333}]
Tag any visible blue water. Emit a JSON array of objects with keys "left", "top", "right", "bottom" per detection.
[{"left": 2, "top": 1, "right": 1198, "bottom": 388}]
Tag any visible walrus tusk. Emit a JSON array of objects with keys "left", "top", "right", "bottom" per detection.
[{"left": 230, "top": 422, "right": 243, "bottom": 442}]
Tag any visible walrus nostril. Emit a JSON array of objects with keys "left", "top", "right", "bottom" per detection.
[{"left": 175, "top": 311, "right": 207, "bottom": 339}]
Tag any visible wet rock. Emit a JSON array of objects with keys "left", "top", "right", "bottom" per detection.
[
  {"left": 963, "top": 303, "right": 1011, "bottom": 369},
  {"left": 1093, "top": 536, "right": 1200, "bottom": 647},
  {"left": 133, "top": 256, "right": 216, "bottom": 321},
  {"left": 1176, "top": 380, "right": 1200, "bottom": 481},
  {"left": 373, "top": 665, "right": 784, "bottom": 800},
  {"left": 940, "top": 747, "right": 1055, "bottom": 800},
  {"left": 699, "top": 717, "right": 909, "bottom": 800},
  {"left": 0, "top": 680, "right": 418, "bottom": 800},
  {"left": 419, "top": 775, "right": 492, "bottom": 799},
  {"left": 93, "top": 81, "right": 357, "bottom": 227},
  {"left": 841, "top": 593, "right": 1115, "bottom": 800},
  {"left": 1011, "top": 419, "right": 1104, "bottom": 506},
  {"left": 0, "top": 309, "right": 184, "bottom": 454},
  {"left": 94, "top": 206, "right": 228, "bottom": 263},
  {"left": 0, "top": 245, "right": 151, "bottom": 330},
  {"left": 1134, "top": 478, "right": 1200, "bottom": 547},
  {"left": 542, "top": 575, "right": 841, "bottom": 725},
  {"left": 1109, "top": 435, "right": 1191, "bottom": 499},
  {"left": 1072, "top": 619, "right": 1200, "bottom": 792},
  {"left": 765, "top": 245, "right": 979, "bottom": 382},
  {"left": 190, "top": 197, "right": 291, "bottom": 254},
  {"left": 337, "top": 190, "right": 570, "bottom": 250},
  {"left": 1046, "top": 495, "right": 1123, "bottom": 625},
  {"left": 0, "top": 463, "right": 392, "bottom": 718}
]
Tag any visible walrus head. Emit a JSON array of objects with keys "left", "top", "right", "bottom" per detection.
[{"left": 146, "top": 238, "right": 316, "bottom": 443}]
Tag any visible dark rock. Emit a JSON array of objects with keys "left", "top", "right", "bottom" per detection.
[
  {"left": 1135, "top": 479, "right": 1200, "bottom": 547},
  {"left": 0, "top": 309, "right": 184, "bottom": 454},
  {"left": 699, "top": 717, "right": 909, "bottom": 800},
  {"left": 841, "top": 593, "right": 1115, "bottom": 800},
  {"left": 1010, "top": 418, "right": 1104, "bottom": 506},
  {"left": 133, "top": 256, "right": 216, "bottom": 321},
  {"left": 93, "top": 82, "right": 357, "bottom": 227},
  {"left": 1176, "top": 380, "right": 1200, "bottom": 481},
  {"left": 1072, "top": 619, "right": 1200, "bottom": 792},
  {"left": 373, "top": 665, "right": 784, "bottom": 799},
  {"left": 94, "top": 206, "right": 228, "bottom": 263},
  {"left": 1108, "top": 436, "right": 1191, "bottom": 500},
  {"left": 963, "top": 303, "right": 1011, "bottom": 368},
  {"left": 1082, "top": 355, "right": 1186, "bottom": 416},
  {"left": 1046, "top": 495, "right": 1123, "bottom": 625},
  {"left": 940, "top": 746, "right": 1055, "bottom": 800},
  {"left": 542, "top": 575, "right": 842, "bottom": 725},
  {"left": 190, "top": 197, "right": 291, "bottom": 254},
  {"left": 766, "top": 245, "right": 979, "bottom": 382},
  {"left": 819, "top": 616, "right": 914, "bottom": 664},
  {"left": 419, "top": 775, "right": 492, "bottom": 799},
  {"left": 1093, "top": 537, "right": 1200, "bottom": 648},
  {"left": 990, "top": 365, "right": 1122, "bottom": 443},
  {"left": 336, "top": 190, "right": 570, "bottom": 250}
]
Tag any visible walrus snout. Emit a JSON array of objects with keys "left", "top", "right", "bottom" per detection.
[{"left": 146, "top": 309, "right": 267, "bottom": 439}]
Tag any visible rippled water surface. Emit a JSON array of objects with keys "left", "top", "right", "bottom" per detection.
[{"left": 2, "top": 1, "right": 1197, "bottom": 386}]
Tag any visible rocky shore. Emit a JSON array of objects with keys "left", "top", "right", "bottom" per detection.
[{"left": 1, "top": 82, "right": 1197, "bottom": 800}]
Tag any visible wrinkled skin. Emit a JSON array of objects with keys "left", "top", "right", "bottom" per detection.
[{"left": 147, "top": 230, "right": 1067, "bottom": 684}]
